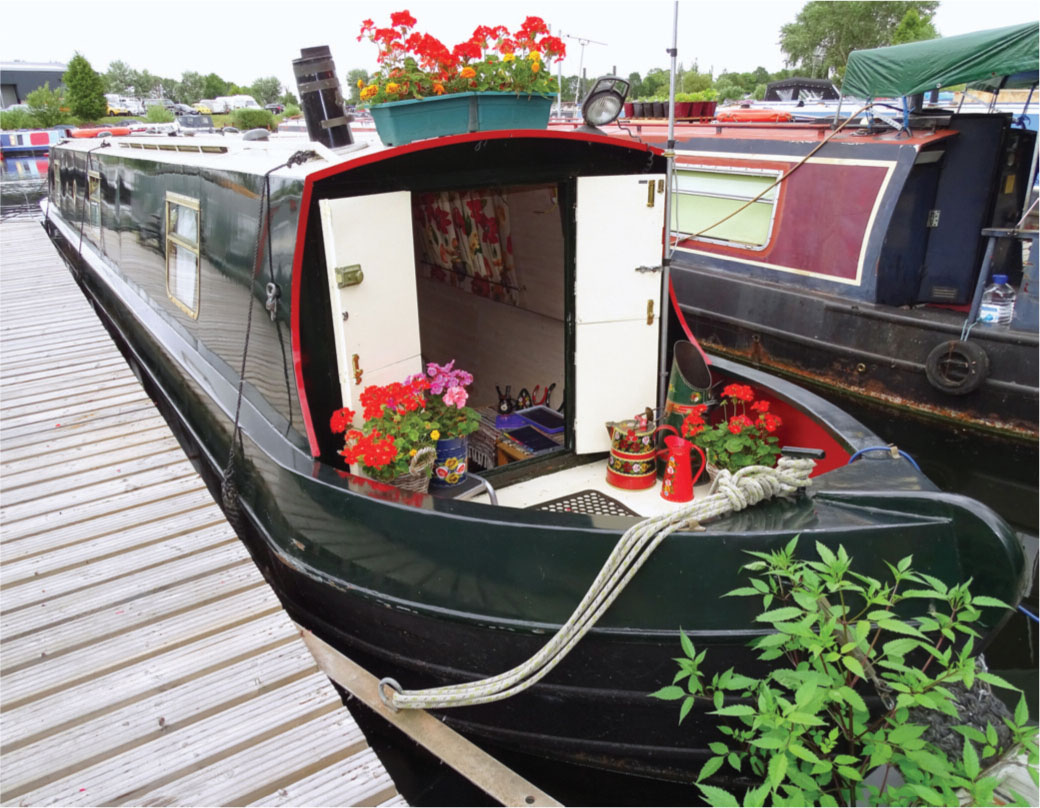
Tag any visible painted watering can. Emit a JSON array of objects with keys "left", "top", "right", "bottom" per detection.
[
  {"left": 662, "top": 340, "right": 714, "bottom": 436},
  {"left": 659, "top": 434, "right": 706, "bottom": 503},
  {"left": 605, "top": 412, "right": 677, "bottom": 490}
]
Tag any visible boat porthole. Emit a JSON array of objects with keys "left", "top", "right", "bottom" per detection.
[
  {"left": 924, "top": 340, "right": 989, "bottom": 395},
  {"left": 856, "top": 362, "right": 867, "bottom": 373}
]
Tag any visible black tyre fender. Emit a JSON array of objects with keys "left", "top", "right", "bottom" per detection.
[{"left": 924, "top": 340, "right": 989, "bottom": 395}]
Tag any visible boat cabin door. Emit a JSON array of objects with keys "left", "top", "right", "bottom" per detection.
[
  {"left": 574, "top": 174, "right": 666, "bottom": 453},
  {"left": 319, "top": 193, "right": 422, "bottom": 423}
]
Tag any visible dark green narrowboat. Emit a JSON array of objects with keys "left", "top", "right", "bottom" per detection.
[{"left": 41, "top": 62, "right": 1029, "bottom": 797}]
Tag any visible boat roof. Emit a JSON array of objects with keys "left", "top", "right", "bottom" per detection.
[{"left": 842, "top": 20, "right": 1039, "bottom": 99}]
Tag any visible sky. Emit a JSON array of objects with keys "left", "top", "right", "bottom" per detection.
[{"left": 6, "top": 0, "right": 1038, "bottom": 97}]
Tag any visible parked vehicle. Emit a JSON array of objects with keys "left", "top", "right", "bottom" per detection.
[
  {"left": 173, "top": 114, "right": 215, "bottom": 135},
  {"left": 264, "top": 103, "right": 285, "bottom": 114},
  {"left": 215, "top": 94, "right": 260, "bottom": 111},
  {"left": 105, "top": 94, "right": 144, "bottom": 116}
]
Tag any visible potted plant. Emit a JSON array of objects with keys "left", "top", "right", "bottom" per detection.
[
  {"left": 650, "top": 96, "right": 666, "bottom": 118},
  {"left": 674, "top": 92, "right": 693, "bottom": 119},
  {"left": 330, "top": 375, "right": 438, "bottom": 491},
  {"left": 688, "top": 90, "right": 706, "bottom": 120},
  {"left": 702, "top": 88, "right": 718, "bottom": 119},
  {"left": 679, "top": 383, "right": 782, "bottom": 475},
  {"left": 630, "top": 98, "right": 646, "bottom": 118},
  {"left": 357, "top": 11, "right": 566, "bottom": 146},
  {"left": 421, "top": 360, "right": 481, "bottom": 488}
]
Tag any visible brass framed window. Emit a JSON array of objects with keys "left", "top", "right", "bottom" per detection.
[
  {"left": 671, "top": 166, "right": 781, "bottom": 250},
  {"left": 165, "top": 192, "right": 201, "bottom": 318}
]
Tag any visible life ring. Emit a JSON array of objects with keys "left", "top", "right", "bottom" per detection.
[{"left": 924, "top": 340, "right": 989, "bottom": 395}]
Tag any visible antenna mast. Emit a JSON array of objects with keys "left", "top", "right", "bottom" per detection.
[{"left": 562, "top": 32, "right": 607, "bottom": 109}]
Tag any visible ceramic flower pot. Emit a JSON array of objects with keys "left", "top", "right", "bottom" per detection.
[{"left": 430, "top": 436, "right": 469, "bottom": 488}]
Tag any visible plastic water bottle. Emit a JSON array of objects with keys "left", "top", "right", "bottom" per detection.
[{"left": 978, "top": 274, "right": 1015, "bottom": 326}]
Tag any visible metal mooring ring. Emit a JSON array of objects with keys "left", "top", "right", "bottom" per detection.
[{"left": 377, "top": 677, "right": 402, "bottom": 712}]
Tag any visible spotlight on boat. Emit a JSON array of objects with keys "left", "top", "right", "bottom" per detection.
[{"left": 579, "top": 76, "right": 630, "bottom": 132}]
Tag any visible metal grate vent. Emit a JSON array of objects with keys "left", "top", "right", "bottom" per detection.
[{"left": 530, "top": 489, "right": 639, "bottom": 517}]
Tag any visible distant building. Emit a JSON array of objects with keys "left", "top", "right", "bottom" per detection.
[{"left": 1, "top": 61, "right": 67, "bottom": 107}]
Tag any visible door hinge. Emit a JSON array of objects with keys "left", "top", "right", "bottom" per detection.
[
  {"left": 646, "top": 299, "right": 655, "bottom": 325},
  {"left": 926, "top": 210, "right": 941, "bottom": 228},
  {"left": 646, "top": 182, "right": 656, "bottom": 208},
  {"left": 336, "top": 264, "right": 364, "bottom": 288},
  {"left": 636, "top": 265, "right": 663, "bottom": 273}
]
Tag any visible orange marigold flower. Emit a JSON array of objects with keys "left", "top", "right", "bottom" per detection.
[
  {"left": 461, "top": 66, "right": 476, "bottom": 79},
  {"left": 386, "top": 81, "right": 400, "bottom": 93},
  {"left": 433, "top": 83, "right": 445, "bottom": 95},
  {"left": 530, "top": 61, "right": 540, "bottom": 73}
]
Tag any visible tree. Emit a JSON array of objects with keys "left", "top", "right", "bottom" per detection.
[
  {"left": 892, "top": 8, "right": 938, "bottom": 44},
  {"left": 203, "top": 73, "right": 229, "bottom": 99},
  {"left": 132, "top": 69, "right": 163, "bottom": 98},
  {"left": 779, "top": 2, "right": 938, "bottom": 80},
  {"left": 105, "top": 60, "right": 134, "bottom": 94},
  {"left": 63, "top": 52, "right": 107, "bottom": 121},
  {"left": 178, "top": 71, "right": 206, "bottom": 104},
  {"left": 626, "top": 72, "right": 644, "bottom": 100},
  {"left": 25, "top": 82, "right": 67, "bottom": 127},
  {"left": 345, "top": 68, "right": 368, "bottom": 104},
  {"left": 249, "top": 76, "right": 282, "bottom": 105}
]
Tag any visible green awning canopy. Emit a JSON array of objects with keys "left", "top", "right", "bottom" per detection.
[{"left": 842, "top": 21, "right": 1039, "bottom": 99}]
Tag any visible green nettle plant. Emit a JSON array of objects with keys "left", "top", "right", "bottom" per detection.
[{"left": 651, "top": 538, "right": 1038, "bottom": 807}]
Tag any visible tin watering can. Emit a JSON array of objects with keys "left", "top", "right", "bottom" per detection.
[
  {"left": 659, "top": 434, "right": 706, "bottom": 503},
  {"left": 662, "top": 340, "right": 714, "bottom": 436},
  {"left": 605, "top": 413, "right": 678, "bottom": 490}
]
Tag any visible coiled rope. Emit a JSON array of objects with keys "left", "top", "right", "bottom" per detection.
[{"left": 379, "top": 456, "right": 816, "bottom": 712}]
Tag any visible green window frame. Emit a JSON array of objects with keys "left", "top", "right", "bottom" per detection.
[
  {"left": 165, "top": 192, "right": 201, "bottom": 318},
  {"left": 671, "top": 166, "right": 781, "bottom": 249}
]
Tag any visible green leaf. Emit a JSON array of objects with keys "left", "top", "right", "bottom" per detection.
[
  {"left": 788, "top": 711, "right": 827, "bottom": 726},
  {"left": 888, "top": 723, "right": 927, "bottom": 745},
  {"left": 723, "top": 586, "right": 762, "bottom": 598},
  {"left": 1015, "top": 694, "right": 1029, "bottom": 726},
  {"left": 698, "top": 784, "right": 739, "bottom": 807},
  {"left": 963, "top": 735, "right": 980, "bottom": 779},
  {"left": 711, "top": 704, "right": 756, "bottom": 717},
  {"left": 836, "top": 765, "right": 862, "bottom": 781},
  {"left": 815, "top": 542, "right": 837, "bottom": 566},
  {"left": 728, "top": 751, "right": 743, "bottom": 772},
  {"left": 789, "top": 743, "right": 820, "bottom": 764},
  {"left": 680, "top": 630, "right": 696, "bottom": 660},
  {"left": 768, "top": 752, "right": 788, "bottom": 789},
  {"left": 906, "top": 784, "right": 945, "bottom": 805},
  {"left": 750, "top": 735, "right": 784, "bottom": 750},
  {"left": 977, "top": 671, "right": 1022, "bottom": 692},
  {"left": 649, "top": 685, "right": 685, "bottom": 701},
  {"left": 709, "top": 742, "right": 729, "bottom": 756},
  {"left": 882, "top": 637, "right": 922, "bottom": 658},
  {"left": 842, "top": 655, "right": 865, "bottom": 678},
  {"left": 679, "top": 696, "right": 695, "bottom": 724},
  {"left": 877, "top": 619, "right": 927, "bottom": 638},
  {"left": 756, "top": 607, "right": 804, "bottom": 623},
  {"left": 742, "top": 783, "right": 769, "bottom": 807},
  {"left": 971, "top": 595, "right": 1011, "bottom": 609},
  {"left": 697, "top": 755, "right": 726, "bottom": 783},
  {"left": 838, "top": 685, "right": 867, "bottom": 713}
]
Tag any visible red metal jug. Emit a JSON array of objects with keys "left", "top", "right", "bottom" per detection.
[{"left": 659, "top": 434, "right": 706, "bottom": 503}]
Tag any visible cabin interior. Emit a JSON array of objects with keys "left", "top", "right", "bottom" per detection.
[{"left": 303, "top": 139, "right": 841, "bottom": 516}]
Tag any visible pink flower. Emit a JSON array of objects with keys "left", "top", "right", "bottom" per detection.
[{"left": 443, "top": 385, "right": 468, "bottom": 408}]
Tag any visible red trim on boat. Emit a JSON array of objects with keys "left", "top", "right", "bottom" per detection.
[
  {"left": 292, "top": 177, "right": 320, "bottom": 456},
  {"left": 668, "top": 278, "right": 712, "bottom": 367}
]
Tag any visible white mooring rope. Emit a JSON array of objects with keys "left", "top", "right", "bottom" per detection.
[{"left": 379, "top": 456, "right": 816, "bottom": 712}]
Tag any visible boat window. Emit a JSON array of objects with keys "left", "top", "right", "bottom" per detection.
[
  {"left": 87, "top": 170, "right": 101, "bottom": 245},
  {"left": 165, "top": 192, "right": 201, "bottom": 318},
  {"left": 671, "top": 166, "right": 780, "bottom": 249}
]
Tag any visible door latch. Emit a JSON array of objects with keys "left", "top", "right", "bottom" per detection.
[
  {"left": 336, "top": 264, "right": 364, "bottom": 288},
  {"left": 646, "top": 299, "right": 655, "bottom": 325}
]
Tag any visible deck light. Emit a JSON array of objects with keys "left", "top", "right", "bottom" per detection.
[{"left": 580, "top": 76, "right": 630, "bottom": 131}]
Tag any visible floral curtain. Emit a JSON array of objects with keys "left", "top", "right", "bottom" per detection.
[{"left": 413, "top": 190, "right": 519, "bottom": 306}]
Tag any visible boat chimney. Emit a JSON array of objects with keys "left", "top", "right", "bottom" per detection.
[{"left": 293, "top": 45, "right": 353, "bottom": 148}]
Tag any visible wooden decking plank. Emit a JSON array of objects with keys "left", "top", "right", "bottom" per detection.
[
  {"left": 0, "top": 586, "right": 279, "bottom": 706},
  {"left": 0, "top": 488, "right": 216, "bottom": 564},
  {"left": 0, "top": 475, "right": 207, "bottom": 543},
  {"left": 0, "top": 612, "right": 298, "bottom": 747},
  {"left": 0, "top": 436, "right": 184, "bottom": 503},
  {"left": 2, "top": 530, "right": 241, "bottom": 635},
  {"left": 0, "top": 213, "right": 399, "bottom": 805},
  {"left": 1, "top": 642, "right": 323, "bottom": 790}
]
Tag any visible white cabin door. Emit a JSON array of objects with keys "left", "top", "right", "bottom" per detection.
[
  {"left": 574, "top": 174, "right": 666, "bottom": 453},
  {"left": 320, "top": 193, "right": 422, "bottom": 424}
]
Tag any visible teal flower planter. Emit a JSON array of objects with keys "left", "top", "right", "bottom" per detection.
[{"left": 369, "top": 92, "right": 554, "bottom": 147}]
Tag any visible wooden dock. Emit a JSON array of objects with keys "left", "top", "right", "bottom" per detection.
[{"left": 0, "top": 219, "right": 404, "bottom": 807}]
